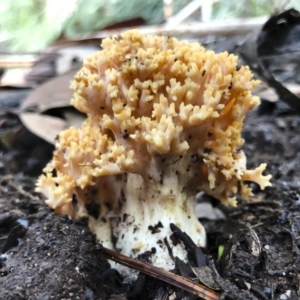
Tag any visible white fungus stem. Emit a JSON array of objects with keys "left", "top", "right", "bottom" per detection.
[
  {"left": 115, "top": 174, "right": 205, "bottom": 270},
  {"left": 89, "top": 155, "right": 206, "bottom": 272}
]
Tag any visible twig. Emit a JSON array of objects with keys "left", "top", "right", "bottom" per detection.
[
  {"left": 100, "top": 245, "right": 220, "bottom": 300},
  {"left": 251, "top": 222, "right": 264, "bottom": 229},
  {"left": 0, "top": 175, "right": 40, "bottom": 202},
  {"left": 8, "top": 181, "right": 40, "bottom": 202}
]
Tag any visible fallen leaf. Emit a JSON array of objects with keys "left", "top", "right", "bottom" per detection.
[
  {"left": 191, "top": 266, "right": 221, "bottom": 290},
  {"left": 20, "top": 69, "right": 77, "bottom": 113},
  {"left": 19, "top": 113, "right": 67, "bottom": 144}
]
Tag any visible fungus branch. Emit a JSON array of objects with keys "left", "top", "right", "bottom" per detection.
[{"left": 37, "top": 30, "right": 271, "bottom": 274}]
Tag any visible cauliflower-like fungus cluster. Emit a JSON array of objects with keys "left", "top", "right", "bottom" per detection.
[{"left": 37, "top": 29, "right": 271, "bottom": 272}]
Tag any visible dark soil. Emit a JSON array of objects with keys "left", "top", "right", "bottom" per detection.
[
  {"left": 204, "top": 104, "right": 300, "bottom": 299},
  {"left": 0, "top": 89, "right": 300, "bottom": 299}
]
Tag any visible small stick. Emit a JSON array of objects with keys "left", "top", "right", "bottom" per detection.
[
  {"left": 8, "top": 181, "right": 40, "bottom": 202},
  {"left": 0, "top": 175, "right": 40, "bottom": 202},
  {"left": 100, "top": 245, "right": 220, "bottom": 300}
]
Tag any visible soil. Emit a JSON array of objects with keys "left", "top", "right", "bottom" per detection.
[{"left": 0, "top": 85, "right": 300, "bottom": 299}]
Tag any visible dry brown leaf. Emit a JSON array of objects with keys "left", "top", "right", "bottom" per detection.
[
  {"left": 19, "top": 70, "right": 86, "bottom": 145},
  {"left": 20, "top": 69, "right": 77, "bottom": 113},
  {"left": 19, "top": 113, "right": 67, "bottom": 144},
  {"left": 191, "top": 266, "right": 221, "bottom": 290}
]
